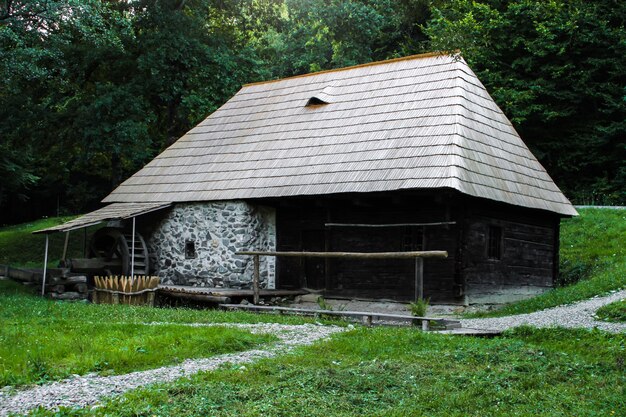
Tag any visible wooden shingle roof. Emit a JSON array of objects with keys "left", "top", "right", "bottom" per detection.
[{"left": 104, "top": 52, "right": 577, "bottom": 216}]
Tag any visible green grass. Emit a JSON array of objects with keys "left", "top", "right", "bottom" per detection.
[
  {"left": 0, "top": 280, "right": 341, "bottom": 388},
  {"left": 29, "top": 326, "right": 626, "bottom": 417},
  {"left": 0, "top": 216, "right": 90, "bottom": 268},
  {"left": 470, "top": 208, "right": 626, "bottom": 317},
  {"left": 596, "top": 299, "right": 626, "bottom": 322}
]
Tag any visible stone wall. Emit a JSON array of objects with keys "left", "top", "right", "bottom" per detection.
[{"left": 146, "top": 201, "right": 276, "bottom": 288}]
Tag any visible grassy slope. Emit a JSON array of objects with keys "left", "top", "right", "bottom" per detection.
[
  {"left": 0, "top": 216, "right": 86, "bottom": 268},
  {"left": 470, "top": 208, "right": 626, "bottom": 317},
  {"left": 31, "top": 327, "right": 626, "bottom": 417}
]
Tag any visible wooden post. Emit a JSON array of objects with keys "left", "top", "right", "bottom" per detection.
[
  {"left": 83, "top": 228, "right": 88, "bottom": 257},
  {"left": 253, "top": 254, "right": 260, "bottom": 305},
  {"left": 414, "top": 257, "right": 424, "bottom": 301},
  {"left": 62, "top": 231, "right": 70, "bottom": 260},
  {"left": 130, "top": 216, "right": 136, "bottom": 277},
  {"left": 41, "top": 234, "right": 49, "bottom": 297}
]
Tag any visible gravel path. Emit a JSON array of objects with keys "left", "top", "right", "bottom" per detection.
[
  {"left": 461, "top": 289, "right": 626, "bottom": 333},
  {"left": 0, "top": 323, "right": 348, "bottom": 417}
]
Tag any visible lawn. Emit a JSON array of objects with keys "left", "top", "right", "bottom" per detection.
[
  {"left": 470, "top": 208, "right": 626, "bottom": 317},
  {"left": 596, "top": 299, "right": 626, "bottom": 322},
  {"left": 0, "top": 280, "right": 328, "bottom": 388},
  {"left": 0, "top": 216, "right": 88, "bottom": 268},
  {"left": 28, "top": 326, "right": 626, "bottom": 417}
]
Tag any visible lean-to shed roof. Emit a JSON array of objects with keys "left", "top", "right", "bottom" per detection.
[{"left": 104, "top": 52, "right": 577, "bottom": 216}]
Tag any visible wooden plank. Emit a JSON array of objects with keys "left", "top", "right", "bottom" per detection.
[
  {"left": 237, "top": 250, "right": 448, "bottom": 259},
  {"left": 219, "top": 303, "right": 460, "bottom": 328},
  {"left": 157, "top": 285, "right": 308, "bottom": 297},
  {"left": 164, "top": 291, "right": 231, "bottom": 304},
  {"left": 325, "top": 222, "right": 457, "bottom": 228}
]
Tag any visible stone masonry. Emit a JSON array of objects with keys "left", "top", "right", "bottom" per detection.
[{"left": 146, "top": 202, "right": 276, "bottom": 288}]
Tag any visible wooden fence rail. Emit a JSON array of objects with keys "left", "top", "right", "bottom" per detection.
[{"left": 235, "top": 250, "right": 448, "bottom": 305}]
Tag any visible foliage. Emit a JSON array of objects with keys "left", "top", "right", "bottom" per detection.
[
  {"left": 28, "top": 326, "right": 625, "bottom": 416},
  {"left": 596, "top": 299, "right": 626, "bottom": 322},
  {"left": 0, "top": 0, "right": 273, "bottom": 221},
  {"left": 1, "top": 0, "right": 625, "bottom": 222},
  {"left": 408, "top": 297, "right": 429, "bottom": 316},
  {"left": 425, "top": 0, "right": 626, "bottom": 204},
  {"left": 0, "top": 286, "right": 276, "bottom": 387},
  {"left": 469, "top": 208, "right": 626, "bottom": 317}
]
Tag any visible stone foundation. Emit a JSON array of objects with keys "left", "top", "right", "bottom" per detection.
[{"left": 146, "top": 202, "right": 276, "bottom": 288}]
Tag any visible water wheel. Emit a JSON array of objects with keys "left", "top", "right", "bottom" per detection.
[{"left": 88, "top": 227, "right": 150, "bottom": 276}]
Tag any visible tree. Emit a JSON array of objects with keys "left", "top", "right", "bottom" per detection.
[{"left": 426, "top": 0, "right": 626, "bottom": 204}]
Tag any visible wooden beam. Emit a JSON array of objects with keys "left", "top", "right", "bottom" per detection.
[
  {"left": 237, "top": 250, "right": 447, "bottom": 259},
  {"left": 41, "top": 235, "right": 49, "bottom": 296},
  {"left": 219, "top": 304, "right": 462, "bottom": 330},
  {"left": 325, "top": 222, "right": 456, "bottom": 228},
  {"left": 61, "top": 231, "right": 70, "bottom": 260},
  {"left": 415, "top": 257, "right": 424, "bottom": 301}
]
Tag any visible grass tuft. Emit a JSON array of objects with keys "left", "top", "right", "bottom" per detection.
[{"left": 595, "top": 299, "right": 626, "bottom": 322}]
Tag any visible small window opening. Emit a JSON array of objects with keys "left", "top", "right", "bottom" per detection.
[
  {"left": 185, "top": 241, "right": 196, "bottom": 259},
  {"left": 306, "top": 96, "right": 328, "bottom": 107},
  {"left": 487, "top": 226, "right": 502, "bottom": 260}
]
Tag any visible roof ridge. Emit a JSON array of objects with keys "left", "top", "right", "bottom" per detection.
[{"left": 243, "top": 50, "right": 461, "bottom": 88}]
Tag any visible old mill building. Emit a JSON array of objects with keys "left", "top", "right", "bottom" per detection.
[{"left": 39, "top": 52, "right": 577, "bottom": 305}]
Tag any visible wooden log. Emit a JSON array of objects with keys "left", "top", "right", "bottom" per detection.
[
  {"left": 236, "top": 250, "right": 448, "bottom": 259},
  {"left": 62, "top": 275, "right": 88, "bottom": 284},
  {"left": 73, "top": 283, "right": 89, "bottom": 293},
  {"left": 69, "top": 258, "right": 122, "bottom": 273},
  {"left": 325, "top": 221, "right": 457, "bottom": 228},
  {"left": 164, "top": 291, "right": 231, "bottom": 304},
  {"left": 47, "top": 284, "right": 65, "bottom": 294},
  {"left": 49, "top": 292, "right": 85, "bottom": 300}
]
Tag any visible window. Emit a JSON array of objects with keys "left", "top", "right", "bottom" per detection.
[
  {"left": 185, "top": 241, "right": 196, "bottom": 259},
  {"left": 487, "top": 226, "right": 503, "bottom": 260}
]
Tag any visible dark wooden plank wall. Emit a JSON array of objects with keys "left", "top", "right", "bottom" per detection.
[
  {"left": 461, "top": 205, "right": 559, "bottom": 304},
  {"left": 275, "top": 196, "right": 460, "bottom": 302}
]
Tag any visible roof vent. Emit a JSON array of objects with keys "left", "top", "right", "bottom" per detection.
[
  {"left": 305, "top": 84, "right": 337, "bottom": 107},
  {"left": 306, "top": 96, "right": 329, "bottom": 106}
]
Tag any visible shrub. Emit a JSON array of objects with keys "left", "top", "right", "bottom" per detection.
[{"left": 409, "top": 298, "right": 430, "bottom": 317}]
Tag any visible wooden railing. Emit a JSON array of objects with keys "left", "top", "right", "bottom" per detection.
[{"left": 235, "top": 250, "right": 448, "bottom": 304}]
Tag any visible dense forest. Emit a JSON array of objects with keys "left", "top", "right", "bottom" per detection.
[{"left": 1, "top": 0, "right": 624, "bottom": 224}]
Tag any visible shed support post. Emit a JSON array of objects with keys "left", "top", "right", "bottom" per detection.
[
  {"left": 415, "top": 257, "right": 424, "bottom": 301},
  {"left": 41, "top": 234, "right": 49, "bottom": 297},
  {"left": 83, "top": 228, "right": 88, "bottom": 257},
  {"left": 62, "top": 231, "right": 70, "bottom": 260},
  {"left": 253, "top": 254, "right": 260, "bottom": 305},
  {"left": 131, "top": 216, "right": 136, "bottom": 277}
]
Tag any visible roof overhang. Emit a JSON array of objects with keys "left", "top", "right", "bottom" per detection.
[{"left": 33, "top": 202, "right": 172, "bottom": 234}]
